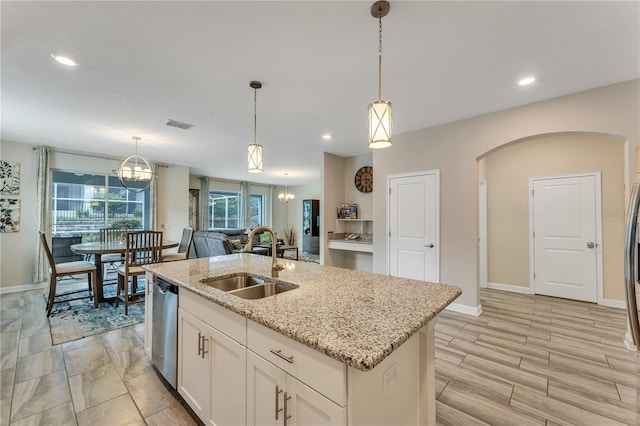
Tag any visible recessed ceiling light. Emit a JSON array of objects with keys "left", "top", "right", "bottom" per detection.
[
  {"left": 51, "top": 54, "right": 78, "bottom": 67},
  {"left": 322, "top": 134, "right": 332, "bottom": 140},
  {"left": 518, "top": 77, "right": 536, "bottom": 86}
]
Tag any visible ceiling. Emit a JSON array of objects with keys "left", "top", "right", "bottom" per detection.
[{"left": 2, "top": 1, "right": 639, "bottom": 186}]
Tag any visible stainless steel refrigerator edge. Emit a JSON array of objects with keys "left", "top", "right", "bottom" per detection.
[
  {"left": 623, "top": 181, "right": 640, "bottom": 351},
  {"left": 152, "top": 277, "right": 179, "bottom": 388}
]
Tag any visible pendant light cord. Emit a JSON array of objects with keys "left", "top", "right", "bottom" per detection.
[
  {"left": 253, "top": 87, "right": 257, "bottom": 145},
  {"left": 378, "top": 15, "right": 383, "bottom": 100}
]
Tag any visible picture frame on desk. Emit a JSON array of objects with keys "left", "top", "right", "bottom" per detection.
[{"left": 338, "top": 203, "right": 357, "bottom": 219}]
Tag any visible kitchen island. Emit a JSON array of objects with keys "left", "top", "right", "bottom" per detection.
[{"left": 144, "top": 253, "right": 461, "bottom": 425}]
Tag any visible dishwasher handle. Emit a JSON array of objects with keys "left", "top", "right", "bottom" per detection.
[{"left": 154, "top": 278, "right": 179, "bottom": 295}]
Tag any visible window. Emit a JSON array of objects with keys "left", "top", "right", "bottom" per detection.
[
  {"left": 208, "top": 190, "right": 265, "bottom": 230},
  {"left": 250, "top": 194, "right": 263, "bottom": 228},
  {"left": 51, "top": 171, "right": 150, "bottom": 241},
  {"left": 210, "top": 191, "right": 240, "bottom": 229}
]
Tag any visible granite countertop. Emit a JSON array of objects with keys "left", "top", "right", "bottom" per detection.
[
  {"left": 327, "top": 233, "right": 373, "bottom": 245},
  {"left": 144, "top": 254, "right": 461, "bottom": 371}
]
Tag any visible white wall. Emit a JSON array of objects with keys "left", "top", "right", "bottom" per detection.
[
  {"left": 157, "top": 165, "right": 190, "bottom": 243},
  {"left": 372, "top": 79, "right": 639, "bottom": 309},
  {"left": 0, "top": 140, "right": 39, "bottom": 287}
]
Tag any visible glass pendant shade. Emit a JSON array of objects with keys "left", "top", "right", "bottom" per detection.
[
  {"left": 278, "top": 192, "right": 294, "bottom": 202},
  {"left": 116, "top": 136, "right": 153, "bottom": 192},
  {"left": 247, "top": 143, "right": 263, "bottom": 173},
  {"left": 368, "top": 100, "right": 393, "bottom": 149},
  {"left": 278, "top": 173, "right": 294, "bottom": 202},
  {"left": 117, "top": 154, "right": 153, "bottom": 192}
]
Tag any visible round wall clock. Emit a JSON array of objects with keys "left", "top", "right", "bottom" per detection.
[{"left": 355, "top": 166, "right": 373, "bottom": 193}]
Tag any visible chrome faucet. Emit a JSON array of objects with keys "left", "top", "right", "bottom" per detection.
[{"left": 244, "top": 226, "right": 285, "bottom": 278}]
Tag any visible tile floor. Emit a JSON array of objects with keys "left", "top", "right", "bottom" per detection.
[
  {"left": 0, "top": 288, "right": 196, "bottom": 426},
  {"left": 434, "top": 289, "right": 640, "bottom": 426},
  {"left": 0, "top": 286, "right": 638, "bottom": 425}
]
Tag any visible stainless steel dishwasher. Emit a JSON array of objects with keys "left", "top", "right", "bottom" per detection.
[{"left": 152, "top": 277, "right": 179, "bottom": 388}]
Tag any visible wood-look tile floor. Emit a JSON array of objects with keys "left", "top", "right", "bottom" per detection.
[
  {"left": 435, "top": 289, "right": 640, "bottom": 426},
  {"left": 1, "top": 286, "right": 638, "bottom": 425}
]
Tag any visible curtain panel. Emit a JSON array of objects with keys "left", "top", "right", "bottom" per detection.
[
  {"left": 199, "top": 176, "right": 210, "bottom": 230},
  {"left": 33, "top": 146, "right": 50, "bottom": 283}
]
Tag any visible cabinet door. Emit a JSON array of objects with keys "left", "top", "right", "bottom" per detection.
[
  {"left": 208, "top": 326, "right": 246, "bottom": 426},
  {"left": 286, "top": 375, "right": 345, "bottom": 426},
  {"left": 247, "top": 351, "right": 286, "bottom": 426},
  {"left": 178, "top": 308, "right": 210, "bottom": 419}
]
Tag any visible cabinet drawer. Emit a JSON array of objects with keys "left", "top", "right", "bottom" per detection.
[
  {"left": 247, "top": 320, "right": 346, "bottom": 406},
  {"left": 179, "top": 289, "right": 246, "bottom": 345}
]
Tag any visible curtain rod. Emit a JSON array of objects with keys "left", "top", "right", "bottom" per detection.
[
  {"left": 199, "top": 176, "right": 275, "bottom": 189},
  {"left": 33, "top": 146, "right": 168, "bottom": 168}
]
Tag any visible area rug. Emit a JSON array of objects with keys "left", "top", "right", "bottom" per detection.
[{"left": 47, "top": 281, "right": 145, "bottom": 345}]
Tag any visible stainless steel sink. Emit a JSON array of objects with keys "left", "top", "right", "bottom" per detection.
[
  {"left": 200, "top": 273, "right": 265, "bottom": 291},
  {"left": 228, "top": 282, "right": 297, "bottom": 299}
]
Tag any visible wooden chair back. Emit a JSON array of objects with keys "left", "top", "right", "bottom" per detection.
[
  {"left": 177, "top": 227, "right": 194, "bottom": 255},
  {"left": 39, "top": 232, "right": 57, "bottom": 274},
  {"left": 100, "top": 227, "right": 126, "bottom": 243},
  {"left": 123, "top": 230, "right": 163, "bottom": 268}
]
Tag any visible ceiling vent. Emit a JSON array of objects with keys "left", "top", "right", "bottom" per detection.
[{"left": 165, "top": 119, "right": 194, "bottom": 130}]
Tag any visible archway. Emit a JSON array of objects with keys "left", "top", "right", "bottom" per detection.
[{"left": 477, "top": 131, "right": 627, "bottom": 306}]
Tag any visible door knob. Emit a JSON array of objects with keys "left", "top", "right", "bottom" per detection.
[
  {"left": 586, "top": 241, "right": 596, "bottom": 249},
  {"left": 424, "top": 244, "right": 434, "bottom": 248}
]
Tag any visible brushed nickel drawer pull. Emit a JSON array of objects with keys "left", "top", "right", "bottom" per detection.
[
  {"left": 283, "top": 391, "right": 291, "bottom": 426},
  {"left": 275, "top": 385, "right": 283, "bottom": 420},
  {"left": 201, "top": 335, "right": 208, "bottom": 359},
  {"left": 270, "top": 349, "right": 294, "bottom": 364}
]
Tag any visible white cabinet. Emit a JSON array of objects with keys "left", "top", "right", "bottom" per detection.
[
  {"left": 178, "top": 309, "right": 210, "bottom": 420},
  {"left": 178, "top": 291, "right": 247, "bottom": 426},
  {"left": 247, "top": 351, "right": 345, "bottom": 426},
  {"left": 170, "top": 282, "right": 437, "bottom": 426}
]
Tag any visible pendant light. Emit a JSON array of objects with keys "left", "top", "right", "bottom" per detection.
[
  {"left": 368, "top": 1, "right": 393, "bottom": 149},
  {"left": 117, "top": 136, "right": 153, "bottom": 192},
  {"left": 248, "top": 80, "right": 264, "bottom": 173},
  {"left": 278, "top": 173, "right": 295, "bottom": 203}
]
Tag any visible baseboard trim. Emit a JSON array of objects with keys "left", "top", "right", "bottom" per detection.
[
  {"left": 487, "top": 282, "right": 532, "bottom": 294},
  {"left": 445, "top": 303, "right": 483, "bottom": 317},
  {"left": 0, "top": 282, "right": 47, "bottom": 295},
  {"left": 602, "top": 299, "right": 627, "bottom": 309}
]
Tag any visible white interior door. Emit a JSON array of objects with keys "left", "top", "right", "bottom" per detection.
[
  {"left": 389, "top": 171, "right": 439, "bottom": 282},
  {"left": 531, "top": 174, "right": 600, "bottom": 302}
]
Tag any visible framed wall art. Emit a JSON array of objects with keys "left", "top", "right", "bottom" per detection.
[
  {"left": 0, "top": 198, "right": 20, "bottom": 232},
  {"left": 0, "top": 161, "right": 20, "bottom": 195}
]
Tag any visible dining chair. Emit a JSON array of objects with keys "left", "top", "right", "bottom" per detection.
[
  {"left": 39, "top": 232, "right": 98, "bottom": 317},
  {"left": 161, "top": 227, "right": 193, "bottom": 262},
  {"left": 116, "top": 230, "right": 163, "bottom": 315},
  {"left": 100, "top": 227, "right": 127, "bottom": 277}
]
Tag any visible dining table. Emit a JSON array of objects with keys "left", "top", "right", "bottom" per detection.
[{"left": 71, "top": 240, "right": 178, "bottom": 302}]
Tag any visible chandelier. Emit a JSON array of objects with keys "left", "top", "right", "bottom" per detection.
[
  {"left": 248, "top": 80, "right": 264, "bottom": 173},
  {"left": 278, "top": 173, "right": 294, "bottom": 203},
  {"left": 368, "top": 1, "right": 393, "bottom": 149},
  {"left": 116, "top": 136, "right": 153, "bottom": 192}
]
